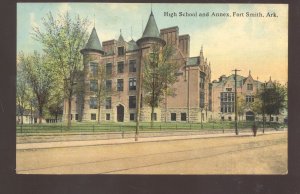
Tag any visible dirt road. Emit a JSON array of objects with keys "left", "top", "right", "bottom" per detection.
[{"left": 16, "top": 132, "right": 287, "bottom": 174}]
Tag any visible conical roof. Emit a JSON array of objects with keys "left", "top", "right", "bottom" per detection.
[
  {"left": 142, "top": 11, "right": 160, "bottom": 38},
  {"left": 81, "top": 27, "right": 104, "bottom": 54},
  {"left": 137, "top": 11, "right": 166, "bottom": 46},
  {"left": 128, "top": 39, "right": 138, "bottom": 51}
]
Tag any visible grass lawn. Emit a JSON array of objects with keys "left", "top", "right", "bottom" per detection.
[{"left": 16, "top": 121, "right": 286, "bottom": 134}]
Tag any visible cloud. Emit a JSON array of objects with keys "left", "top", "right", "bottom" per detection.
[
  {"left": 58, "top": 3, "right": 72, "bottom": 14},
  {"left": 29, "top": 12, "right": 38, "bottom": 28}
]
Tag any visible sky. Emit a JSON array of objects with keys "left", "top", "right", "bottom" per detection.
[{"left": 17, "top": 3, "right": 288, "bottom": 84}]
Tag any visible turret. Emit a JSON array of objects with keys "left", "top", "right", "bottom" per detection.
[
  {"left": 80, "top": 27, "right": 104, "bottom": 55},
  {"left": 136, "top": 11, "right": 166, "bottom": 47},
  {"left": 80, "top": 27, "right": 104, "bottom": 121}
]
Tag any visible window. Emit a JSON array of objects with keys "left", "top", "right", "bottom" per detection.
[
  {"left": 200, "top": 73, "right": 206, "bottom": 89},
  {"left": 90, "top": 80, "right": 98, "bottom": 92},
  {"left": 246, "top": 95, "right": 254, "bottom": 103},
  {"left": 117, "top": 61, "right": 124, "bottom": 73},
  {"left": 106, "top": 114, "right": 110, "bottom": 121},
  {"left": 129, "top": 78, "right": 136, "bottom": 90},
  {"left": 89, "top": 97, "right": 97, "bottom": 109},
  {"left": 151, "top": 113, "right": 157, "bottom": 121},
  {"left": 228, "top": 116, "right": 232, "bottom": 121},
  {"left": 75, "top": 114, "right": 79, "bottom": 120},
  {"left": 220, "top": 92, "right": 235, "bottom": 113},
  {"left": 106, "top": 63, "right": 112, "bottom": 76},
  {"left": 118, "top": 47, "right": 125, "bottom": 56},
  {"left": 117, "top": 79, "right": 124, "bottom": 91},
  {"left": 200, "top": 91, "right": 205, "bottom": 108},
  {"left": 106, "top": 97, "right": 112, "bottom": 109},
  {"left": 130, "top": 113, "right": 135, "bottom": 121},
  {"left": 276, "top": 117, "right": 279, "bottom": 122},
  {"left": 181, "top": 113, "right": 187, "bottom": 121},
  {"left": 106, "top": 80, "right": 112, "bottom": 92},
  {"left": 91, "top": 113, "right": 96, "bottom": 120},
  {"left": 90, "top": 62, "right": 98, "bottom": 77},
  {"left": 226, "top": 88, "right": 232, "bottom": 92},
  {"left": 270, "top": 117, "right": 274, "bottom": 122},
  {"left": 129, "top": 60, "right": 137, "bottom": 72},
  {"left": 129, "top": 96, "right": 136, "bottom": 109},
  {"left": 71, "top": 114, "right": 73, "bottom": 120},
  {"left": 247, "top": 83, "right": 253, "bottom": 91},
  {"left": 171, "top": 113, "right": 176, "bottom": 121}
]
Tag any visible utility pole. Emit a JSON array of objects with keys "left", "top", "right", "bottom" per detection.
[
  {"left": 263, "top": 81, "right": 266, "bottom": 133},
  {"left": 232, "top": 69, "right": 241, "bottom": 135}
]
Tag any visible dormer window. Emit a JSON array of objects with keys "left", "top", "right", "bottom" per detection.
[
  {"left": 118, "top": 46, "right": 125, "bottom": 56},
  {"left": 247, "top": 84, "right": 253, "bottom": 91}
]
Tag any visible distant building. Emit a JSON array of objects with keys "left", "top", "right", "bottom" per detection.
[
  {"left": 211, "top": 72, "right": 286, "bottom": 122},
  {"left": 63, "top": 11, "right": 212, "bottom": 123}
]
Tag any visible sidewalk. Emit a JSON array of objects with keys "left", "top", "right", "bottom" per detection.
[{"left": 16, "top": 130, "right": 286, "bottom": 150}]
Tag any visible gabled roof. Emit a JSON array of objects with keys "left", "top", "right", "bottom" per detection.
[
  {"left": 213, "top": 74, "right": 263, "bottom": 88},
  {"left": 224, "top": 74, "right": 245, "bottom": 88},
  {"left": 81, "top": 27, "right": 104, "bottom": 54}
]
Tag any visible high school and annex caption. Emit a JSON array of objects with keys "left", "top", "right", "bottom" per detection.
[{"left": 163, "top": 11, "right": 278, "bottom": 18}]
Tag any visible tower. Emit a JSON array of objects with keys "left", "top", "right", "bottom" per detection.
[
  {"left": 80, "top": 27, "right": 104, "bottom": 121},
  {"left": 135, "top": 11, "right": 166, "bottom": 121}
]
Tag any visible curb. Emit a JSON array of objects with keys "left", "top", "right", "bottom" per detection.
[{"left": 16, "top": 131, "right": 286, "bottom": 150}]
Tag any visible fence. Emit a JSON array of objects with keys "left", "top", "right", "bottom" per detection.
[{"left": 16, "top": 121, "right": 286, "bottom": 135}]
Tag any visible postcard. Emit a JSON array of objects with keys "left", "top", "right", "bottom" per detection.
[{"left": 16, "top": 3, "right": 288, "bottom": 174}]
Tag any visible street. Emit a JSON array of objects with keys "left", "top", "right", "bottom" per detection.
[{"left": 16, "top": 132, "right": 287, "bottom": 174}]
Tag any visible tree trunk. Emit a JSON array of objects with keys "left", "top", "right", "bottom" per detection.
[
  {"left": 67, "top": 97, "right": 72, "bottom": 128},
  {"left": 164, "top": 92, "right": 167, "bottom": 123},
  {"left": 151, "top": 105, "right": 154, "bottom": 128},
  {"left": 30, "top": 102, "right": 33, "bottom": 124},
  {"left": 97, "top": 105, "right": 101, "bottom": 124},
  {"left": 20, "top": 113, "right": 23, "bottom": 125},
  {"left": 38, "top": 106, "right": 43, "bottom": 124},
  {"left": 20, "top": 102, "right": 24, "bottom": 124}
]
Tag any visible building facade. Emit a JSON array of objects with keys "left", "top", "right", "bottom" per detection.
[
  {"left": 211, "top": 73, "right": 286, "bottom": 122},
  {"left": 63, "top": 11, "right": 212, "bottom": 123}
]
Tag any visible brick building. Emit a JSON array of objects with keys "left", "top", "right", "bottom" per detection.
[
  {"left": 211, "top": 72, "right": 287, "bottom": 122},
  {"left": 63, "top": 11, "right": 212, "bottom": 123}
]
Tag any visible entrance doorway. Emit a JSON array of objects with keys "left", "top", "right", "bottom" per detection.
[
  {"left": 246, "top": 111, "right": 255, "bottom": 121},
  {"left": 117, "top": 104, "right": 124, "bottom": 122}
]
